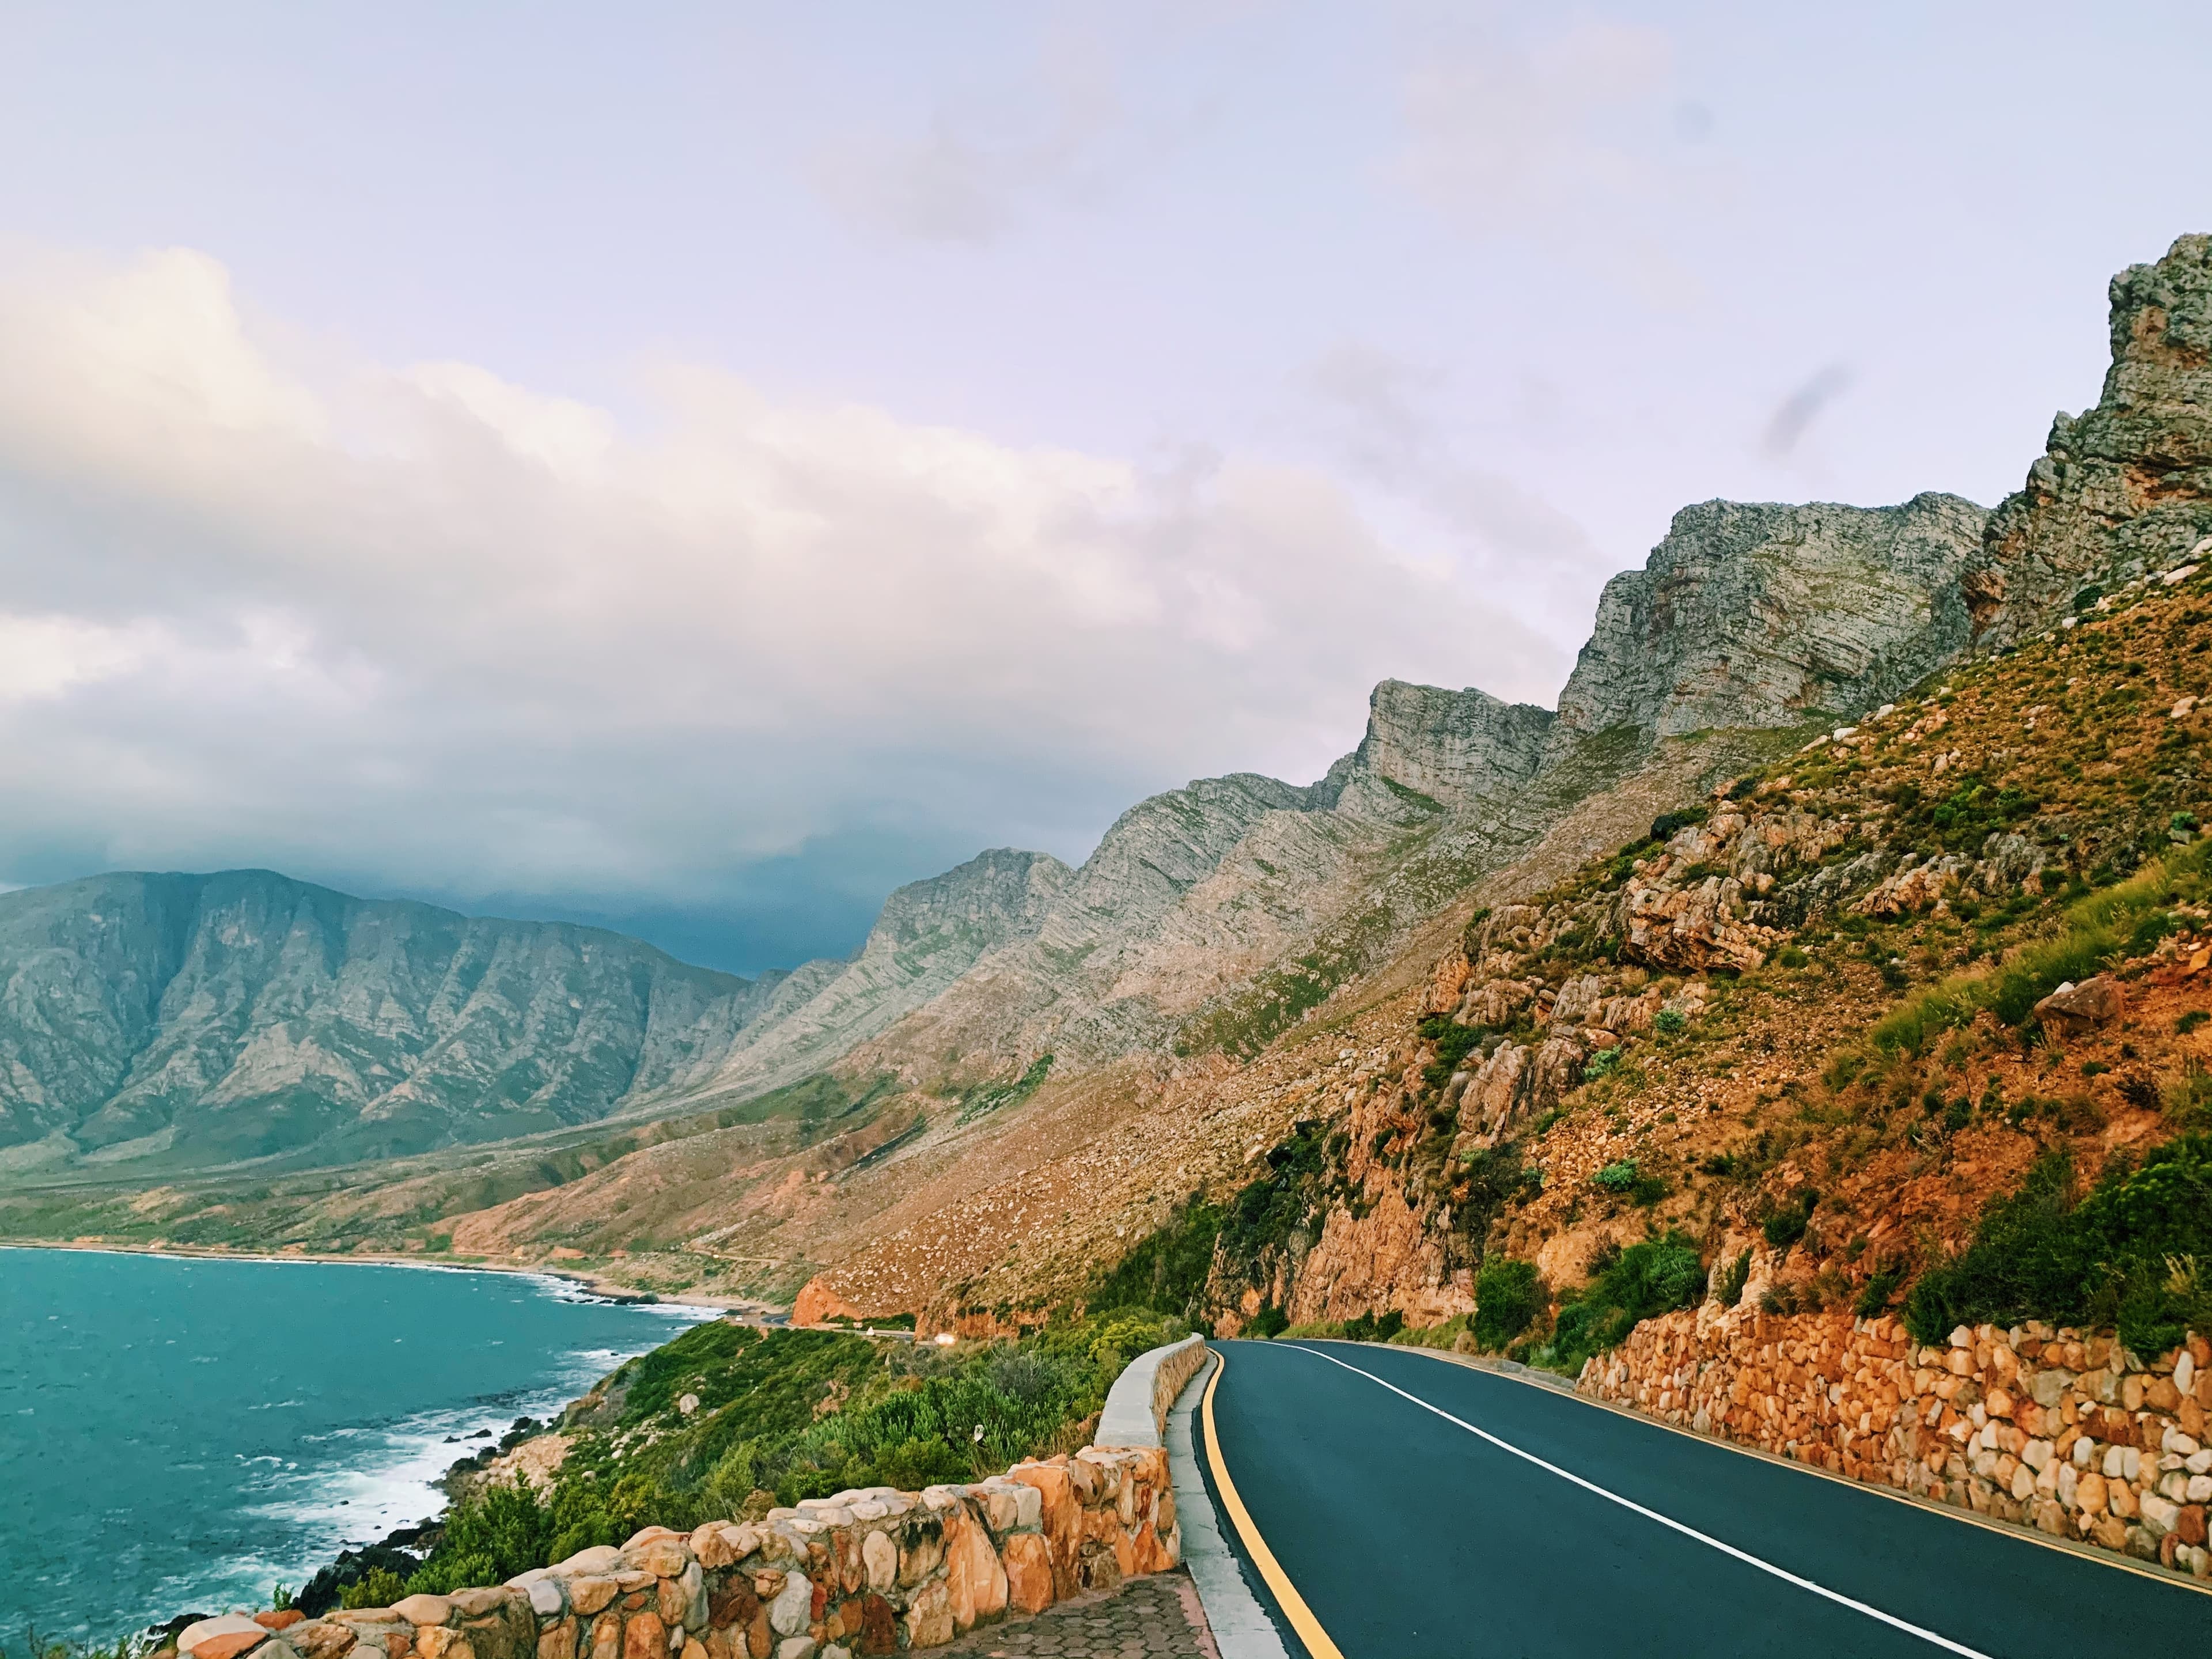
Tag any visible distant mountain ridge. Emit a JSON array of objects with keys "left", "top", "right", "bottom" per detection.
[
  {"left": 0, "top": 498, "right": 2008, "bottom": 1176},
  {"left": 16, "top": 239, "right": 2200, "bottom": 1189}
]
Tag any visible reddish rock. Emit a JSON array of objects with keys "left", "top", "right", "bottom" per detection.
[
  {"left": 1000, "top": 1533, "right": 1054, "bottom": 1615},
  {"left": 622, "top": 1613, "right": 666, "bottom": 1659},
  {"left": 708, "top": 1583, "right": 760, "bottom": 1631},
  {"left": 1006, "top": 1465, "right": 1080, "bottom": 1597},
  {"left": 193, "top": 1634, "right": 270, "bottom": 1659},
  {"left": 903, "top": 1582, "right": 952, "bottom": 1650},
  {"left": 570, "top": 1581, "right": 619, "bottom": 1618},
  {"left": 2178, "top": 1504, "right": 2209, "bottom": 1546},
  {"left": 255, "top": 1614, "right": 306, "bottom": 1633},
  {"left": 855, "top": 1596, "right": 897, "bottom": 1658}
]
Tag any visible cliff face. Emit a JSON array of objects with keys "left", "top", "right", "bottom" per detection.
[
  {"left": 0, "top": 871, "right": 775, "bottom": 1170},
  {"left": 688, "top": 849, "right": 1073, "bottom": 1099},
  {"left": 1553, "top": 493, "right": 1991, "bottom": 742},
  {"left": 1975, "top": 233, "right": 2212, "bottom": 645}
]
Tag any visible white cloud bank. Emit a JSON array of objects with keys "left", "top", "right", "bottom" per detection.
[{"left": 0, "top": 248, "right": 1564, "bottom": 955}]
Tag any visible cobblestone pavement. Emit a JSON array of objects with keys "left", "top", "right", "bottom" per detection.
[{"left": 935, "top": 1571, "right": 1218, "bottom": 1659}]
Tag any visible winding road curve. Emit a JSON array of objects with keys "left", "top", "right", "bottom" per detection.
[{"left": 1195, "top": 1339, "right": 2211, "bottom": 1657}]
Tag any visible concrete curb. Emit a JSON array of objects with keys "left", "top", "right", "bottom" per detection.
[
  {"left": 1099, "top": 1331, "right": 1208, "bottom": 1449},
  {"left": 1165, "top": 1349, "right": 1293, "bottom": 1659}
]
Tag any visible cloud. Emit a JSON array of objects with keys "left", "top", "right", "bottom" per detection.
[
  {"left": 1306, "top": 340, "right": 1613, "bottom": 647},
  {"left": 1393, "top": 16, "right": 1707, "bottom": 306},
  {"left": 0, "top": 248, "right": 1565, "bottom": 967},
  {"left": 806, "top": 12, "right": 1204, "bottom": 244},
  {"left": 1762, "top": 362, "right": 1855, "bottom": 459}
]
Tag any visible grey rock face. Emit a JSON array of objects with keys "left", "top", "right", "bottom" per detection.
[
  {"left": 694, "top": 849, "right": 1071, "bottom": 1096},
  {"left": 1316, "top": 680, "right": 1555, "bottom": 819},
  {"left": 1553, "top": 493, "right": 1991, "bottom": 743},
  {"left": 0, "top": 870, "right": 777, "bottom": 1168},
  {"left": 1976, "top": 233, "right": 2212, "bottom": 645}
]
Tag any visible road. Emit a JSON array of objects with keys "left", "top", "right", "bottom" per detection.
[{"left": 1198, "top": 1339, "right": 2211, "bottom": 1658}]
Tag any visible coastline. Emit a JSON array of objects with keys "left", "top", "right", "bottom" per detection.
[{"left": 0, "top": 1234, "right": 787, "bottom": 1321}]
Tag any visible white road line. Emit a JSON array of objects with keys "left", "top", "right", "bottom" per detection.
[{"left": 1285, "top": 1343, "right": 1995, "bottom": 1659}]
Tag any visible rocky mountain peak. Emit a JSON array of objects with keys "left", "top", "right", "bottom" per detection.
[
  {"left": 1551, "top": 492, "right": 1991, "bottom": 743},
  {"left": 1975, "top": 233, "right": 2212, "bottom": 645},
  {"left": 1316, "top": 679, "right": 1556, "bottom": 820},
  {"left": 869, "top": 847, "right": 1070, "bottom": 949}
]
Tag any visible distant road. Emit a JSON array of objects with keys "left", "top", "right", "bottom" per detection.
[{"left": 1198, "top": 1340, "right": 2211, "bottom": 1657}]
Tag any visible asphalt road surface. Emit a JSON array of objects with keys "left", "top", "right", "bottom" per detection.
[{"left": 1199, "top": 1339, "right": 2211, "bottom": 1657}]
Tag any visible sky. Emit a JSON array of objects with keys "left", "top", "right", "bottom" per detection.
[{"left": 2, "top": 2, "right": 2209, "bottom": 975}]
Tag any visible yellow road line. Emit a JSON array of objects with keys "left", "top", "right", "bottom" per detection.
[{"left": 1200, "top": 1347, "right": 1346, "bottom": 1659}]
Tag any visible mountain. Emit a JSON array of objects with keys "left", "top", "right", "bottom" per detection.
[
  {"left": 0, "top": 871, "right": 779, "bottom": 1171},
  {"left": 11, "top": 236, "right": 2207, "bottom": 1332},
  {"left": 0, "top": 852, "right": 1070, "bottom": 1175},
  {"left": 1972, "top": 232, "right": 2212, "bottom": 645}
]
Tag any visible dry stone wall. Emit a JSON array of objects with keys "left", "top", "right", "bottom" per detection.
[
  {"left": 164, "top": 1446, "right": 1180, "bottom": 1659},
  {"left": 1581, "top": 1306, "right": 2212, "bottom": 1584}
]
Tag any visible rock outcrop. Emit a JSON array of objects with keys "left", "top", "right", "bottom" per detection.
[
  {"left": 690, "top": 849, "right": 1073, "bottom": 1099},
  {"left": 1552, "top": 493, "right": 1991, "bottom": 743},
  {"left": 1975, "top": 233, "right": 2212, "bottom": 644}
]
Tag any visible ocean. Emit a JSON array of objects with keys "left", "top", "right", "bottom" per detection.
[{"left": 0, "top": 1247, "right": 711, "bottom": 1641}]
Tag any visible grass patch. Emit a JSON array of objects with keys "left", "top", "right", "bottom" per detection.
[{"left": 1870, "top": 841, "right": 2210, "bottom": 1054}]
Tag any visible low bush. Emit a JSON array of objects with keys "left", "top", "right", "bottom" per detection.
[
  {"left": 390, "top": 1311, "right": 1160, "bottom": 1599},
  {"left": 1339, "top": 1309, "right": 1406, "bottom": 1343},
  {"left": 1903, "top": 1135, "right": 2212, "bottom": 1353},
  {"left": 1536, "top": 1234, "right": 1706, "bottom": 1376},
  {"left": 1473, "top": 1258, "right": 1541, "bottom": 1350},
  {"left": 1717, "top": 1247, "right": 1753, "bottom": 1308},
  {"left": 1761, "top": 1190, "right": 1817, "bottom": 1252}
]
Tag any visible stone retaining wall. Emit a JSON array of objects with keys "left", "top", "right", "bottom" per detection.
[
  {"left": 1580, "top": 1306, "right": 2212, "bottom": 1582},
  {"left": 1097, "top": 1336, "right": 1207, "bottom": 1450},
  {"left": 165, "top": 1446, "right": 1180, "bottom": 1659}
]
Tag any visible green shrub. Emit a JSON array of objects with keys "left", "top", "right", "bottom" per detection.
[
  {"left": 1762, "top": 1190, "right": 1817, "bottom": 1252},
  {"left": 1853, "top": 1262, "right": 1907, "bottom": 1317},
  {"left": 1087, "top": 1195, "right": 1224, "bottom": 1319},
  {"left": 392, "top": 1315, "right": 1139, "bottom": 1594},
  {"left": 1718, "top": 1248, "right": 1753, "bottom": 1308},
  {"left": 1582, "top": 1047, "right": 1624, "bottom": 1084},
  {"left": 1247, "top": 1304, "right": 1289, "bottom": 1338},
  {"left": 1538, "top": 1234, "right": 1705, "bottom": 1376},
  {"left": 2180, "top": 1010, "right": 2209, "bottom": 1035},
  {"left": 1775, "top": 947, "right": 1809, "bottom": 970},
  {"left": 340, "top": 1567, "right": 408, "bottom": 1609},
  {"left": 1473, "top": 1258, "right": 1541, "bottom": 1350},
  {"left": 1594, "top": 1160, "right": 1641, "bottom": 1192},
  {"left": 1340, "top": 1309, "right": 1405, "bottom": 1343},
  {"left": 1903, "top": 1137, "right": 2212, "bottom": 1352}
]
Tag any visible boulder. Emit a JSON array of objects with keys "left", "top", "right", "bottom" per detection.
[{"left": 2033, "top": 975, "right": 2124, "bottom": 1033}]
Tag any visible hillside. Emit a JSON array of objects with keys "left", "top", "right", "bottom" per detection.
[{"left": 6, "top": 236, "right": 2206, "bottom": 1342}]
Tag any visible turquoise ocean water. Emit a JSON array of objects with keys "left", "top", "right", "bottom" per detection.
[{"left": 0, "top": 1248, "right": 709, "bottom": 1641}]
